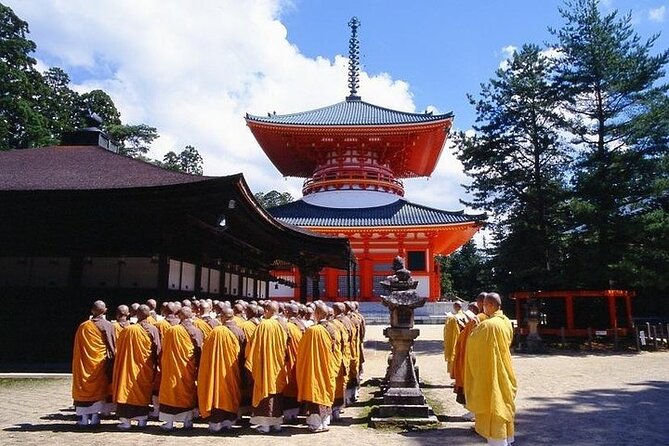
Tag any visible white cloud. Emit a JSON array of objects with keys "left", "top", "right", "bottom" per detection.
[
  {"left": 649, "top": 6, "right": 666, "bottom": 22},
  {"left": 8, "top": 0, "right": 467, "bottom": 209},
  {"left": 498, "top": 45, "right": 517, "bottom": 70}
]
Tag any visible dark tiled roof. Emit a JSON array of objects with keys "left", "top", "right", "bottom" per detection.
[
  {"left": 268, "top": 198, "right": 485, "bottom": 227},
  {"left": 0, "top": 145, "right": 213, "bottom": 191},
  {"left": 246, "top": 98, "right": 453, "bottom": 126}
]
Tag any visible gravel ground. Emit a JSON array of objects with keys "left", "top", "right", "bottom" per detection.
[{"left": 1, "top": 324, "right": 667, "bottom": 445}]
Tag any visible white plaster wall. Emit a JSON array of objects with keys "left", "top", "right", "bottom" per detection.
[{"left": 302, "top": 190, "right": 400, "bottom": 208}]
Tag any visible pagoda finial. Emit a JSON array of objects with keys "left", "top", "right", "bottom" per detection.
[{"left": 347, "top": 16, "right": 361, "bottom": 101}]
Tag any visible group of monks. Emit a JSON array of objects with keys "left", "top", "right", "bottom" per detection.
[
  {"left": 443, "top": 292, "right": 517, "bottom": 446},
  {"left": 71, "top": 297, "right": 366, "bottom": 434}
]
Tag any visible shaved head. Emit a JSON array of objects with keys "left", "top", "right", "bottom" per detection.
[
  {"left": 116, "top": 304, "right": 129, "bottom": 318},
  {"left": 137, "top": 304, "right": 151, "bottom": 321},
  {"left": 179, "top": 306, "right": 193, "bottom": 321},
  {"left": 91, "top": 300, "right": 107, "bottom": 316},
  {"left": 146, "top": 299, "right": 157, "bottom": 310}
]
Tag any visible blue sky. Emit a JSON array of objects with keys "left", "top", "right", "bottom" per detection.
[{"left": 7, "top": 0, "right": 668, "bottom": 211}]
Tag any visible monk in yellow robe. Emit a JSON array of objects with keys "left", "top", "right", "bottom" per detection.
[
  {"left": 71, "top": 300, "right": 116, "bottom": 426},
  {"left": 112, "top": 305, "right": 160, "bottom": 429},
  {"left": 444, "top": 301, "right": 466, "bottom": 376},
  {"left": 465, "top": 292, "right": 517, "bottom": 446},
  {"left": 296, "top": 302, "right": 338, "bottom": 433},
  {"left": 282, "top": 303, "right": 305, "bottom": 422},
  {"left": 158, "top": 306, "right": 203, "bottom": 430},
  {"left": 244, "top": 301, "right": 288, "bottom": 433},
  {"left": 198, "top": 308, "right": 244, "bottom": 432}
]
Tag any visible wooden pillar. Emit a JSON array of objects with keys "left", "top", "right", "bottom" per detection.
[
  {"left": 157, "top": 254, "right": 169, "bottom": 300},
  {"left": 299, "top": 267, "right": 308, "bottom": 304},
  {"left": 565, "top": 294, "right": 574, "bottom": 330},
  {"left": 352, "top": 262, "right": 358, "bottom": 300},
  {"left": 325, "top": 267, "right": 338, "bottom": 300},
  {"left": 607, "top": 294, "right": 617, "bottom": 329},
  {"left": 313, "top": 271, "right": 321, "bottom": 300},
  {"left": 346, "top": 261, "right": 352, "bottom": 301},
  {"left": 625, "top": 294, "right": 633, "bottom": 329},
  {"left": 265, "top": 279, "right": 270, "bottom": 300}
]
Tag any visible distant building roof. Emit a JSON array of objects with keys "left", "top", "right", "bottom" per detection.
[
  {"left": 0, "top": 145, "right": 210, "bottom": 191},
  {"left": 268, "top": 198, "right": 485, "bottom": 227},
  {"left": 246, "top": 98, "right": 453, "bottom": 127}
]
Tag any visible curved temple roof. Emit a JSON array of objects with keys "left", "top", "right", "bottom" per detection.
[
  {"left": 268, "top": 198, "right": 485, "bottom": 227},
  {"left": 246, "top": 98, "right": 453, "bottom": 127}
]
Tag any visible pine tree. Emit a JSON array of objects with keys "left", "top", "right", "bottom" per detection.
[
  {"left": 452, "top": 44, "right": 568, "bottom": 290},
  {"left": 552, "top": 0, "right": 669, "bottom": 288}
]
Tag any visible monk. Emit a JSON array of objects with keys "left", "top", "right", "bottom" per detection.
[
  {"left": 150, "top": 301, "right": 179, "bottom": 417},
  {"left": 344, "top": 301, "right": 361, "bottom": 404},
  {"left": 112, "top": 304, "right": 161, "bottom": 429},
  {"left": 158, "top": 306, "right": 204, "bottom": 430},
  {"left": 331, "top": 302, "right": 353, "bottom": 421},
  {"left": 232, "top": 302, "right": 247, "bottom": 327},
  {"left": 71, "top": 300, "right": 116, "bottom": 426},
  {"left": 112, "top": 305, "right": 131, "bottom": 338},
  {"left": 198, "top": 308, "right": 245, "bottom": 432},
  {"left": 282, "top": 303, "right": 305, "bottom": 422},
  {"left": 145, "top": 299, "right": 158, "bottom": 324},
  {"left": 465, "top": 292, "right": 517, "bottom": 446},
  {"left": 193, "top": 300, "right": 218, "bottom": 339},
  {"left": 244, "top": 301, "right": 288, "bottom": 433},
  {"left": 129, "top": 303, "right": 140, "bottom": 324},
  {"left": 453, "top": 293, "right": 488, "bottom": 418},
  {"left": 296, "top": 302, "right": 338, "bottom": 433},
  {"left": 444, "top": 301, "right": 467, "bottom": 376}
]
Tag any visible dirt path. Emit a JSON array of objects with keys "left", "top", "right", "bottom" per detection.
[{"left": 1, "top": 325, "right": 667, "bottom": 445}]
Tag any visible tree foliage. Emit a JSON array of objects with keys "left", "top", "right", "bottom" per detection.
[
  {"left": 452, "top": 44, "right": 569, "bottom": 290},
  {"left": 254, "top": 190, "right": 294, "bottom": 209},
  {"left": 160, "top": 145, "right": 204, "bottom": 175},
  {"left": 552, "top": 0, "right": 669, "bottom": 289},
  {"left": 453, "top": 0, "right": 669, "bottom": 298},
  {"left": 0, "top": 3, "right": 162, "bottom": 160}
]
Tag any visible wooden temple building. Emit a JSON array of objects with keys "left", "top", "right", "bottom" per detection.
[
  {"left": 246, "top": 18, "right": 485, "bottom": 302},
  {"left": 511, "top": 290, "right": 636, "bottom": 337},
  {"left": 0, "top": 122, "right": 353, "bottom": 365}
]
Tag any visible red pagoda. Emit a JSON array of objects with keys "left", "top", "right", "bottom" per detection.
[{"left": 246, "top": 17, "right": 485, "bottom": 302}]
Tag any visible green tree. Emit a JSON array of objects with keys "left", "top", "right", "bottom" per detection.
[
  {"left": 107, "top": 123, "right": 158, "bottom": 157},
  {"left": 441, "top": 241, "right": 493, "bottom": 300},
  {"left": 452, "top": 44, "right": 569, "bottom": 290},
  {"left": 0, "top": 3, "right": 50, "bottom": 149},
  {"left": 552, "top": 0, "right": 669, "bottom": 288},
  {"left": 161, "top": 145, "right": 204, "bottom": 175},
  {"left": 38, "top": 67, "right": 80, "bottom": 142},
  {"left": 254, "top": 190, "right": 294, "bottom": 208}
]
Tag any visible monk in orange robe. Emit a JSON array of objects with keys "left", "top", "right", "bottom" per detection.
[
  {"left": 145, "top": 298, "right": 158, "bottom": 324},
  {"left": 197, "top": 308, "right": 245, "bottom": 432},
  {"left": 193, "top": 300, "right": 218, "bottom": 339},
  {"left": 244, "top": 301, "right": 288, "bottom": 433},
  {"left": 296, "top": 302, "right": 338, "bottom": 433},
  {"left": 149, "top": 301, "right": 179, "bottom": 417},
  {"left": 71, "top": 300, "right": 116, "bottom": 426},
  {"left": 112, "top": 304, "right": 160, "bottom": 429},
  {"left": 158, "top": 306, "right": 203, "bottom": 430},
  {"left": 344, "top": 301, "right": 362, "bottom": 404},
  {"left": 331, "top": 302, "right": 353, "bottom": 421},
  {"left": 282, "top": 303, "right": 306, "bottom": 422}
]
